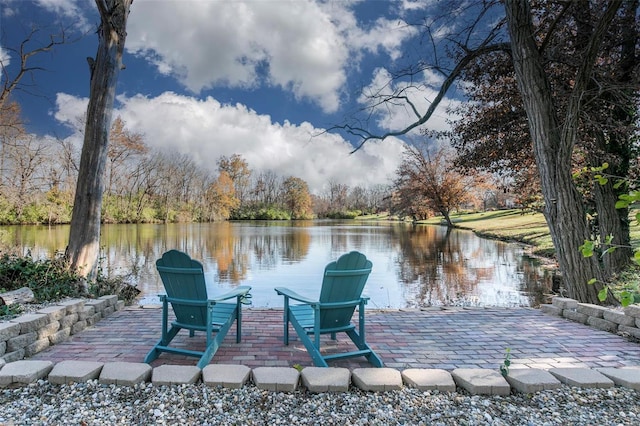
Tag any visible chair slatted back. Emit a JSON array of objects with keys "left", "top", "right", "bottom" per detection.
[
  {"left": 318, "top": 251, "right": 372, "bottom": 328},
  {"left": 156, "top": 250, "right": 209, "bottom": 327}
]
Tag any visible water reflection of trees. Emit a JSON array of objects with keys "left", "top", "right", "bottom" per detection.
[
  {"left": 394, "top": 225, "right": 487, "bottom": 307},
  {"left": 395, "top": 224, "right": 551, "bottom": 307},
  {"left": 2, "top": 222, "right": 551, "bottom": 307}
]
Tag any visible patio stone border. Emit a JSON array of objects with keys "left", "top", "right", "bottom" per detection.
[
  {"left": 1, "top": 360, "right": 639, "bottom": 395},
  {"left": 0, "top": 295, "right": 124, "bottom": 363},
  {"left": 541, "top": 297, "right": 640, "bottom": 339}
]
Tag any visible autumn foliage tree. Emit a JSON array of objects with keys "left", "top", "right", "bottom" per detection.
[
  {"left": 393, "top": 145, "right": 476, "bottom": 225},
  {"left": 205, "top": 171, "right": 240, "bottom": 221},
  {"left": 282, "top": 176, "right": 313, "bottom": 219}
]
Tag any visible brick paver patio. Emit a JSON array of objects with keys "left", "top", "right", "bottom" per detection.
[{"left": 31, "top": 306, "right": 640, "bottom": 370}]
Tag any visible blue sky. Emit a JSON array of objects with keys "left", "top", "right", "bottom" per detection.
[{"left": 0, "top": 0, "right": 463, "bottom": 193}]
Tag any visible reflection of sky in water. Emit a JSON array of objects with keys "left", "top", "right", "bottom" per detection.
[{"left": 0, "top": 221, "right": 551, "bottom": 309}]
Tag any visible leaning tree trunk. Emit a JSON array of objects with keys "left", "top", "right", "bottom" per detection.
[
  {"left": 66, "top": 0, "right": 132, "bottom": 284},
  {"left": 504, "top": 0, "right": 620, "bottom": 304}
]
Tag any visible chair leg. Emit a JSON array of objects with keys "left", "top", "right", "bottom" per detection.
[
  {"left": 290, "top": 314, "right": 328, "bottom": 367},
  {"left": 346, "top": 329, "right": 383, "bottom": 367},
  {"left": 235, "top": 299, "right": 242, "bottom": 343},
  {"left": 197, "top": 312, "right": 236, "bottom": 369},
  {"left": 283, "top": 297, "right": 290, "bottom": 345}
]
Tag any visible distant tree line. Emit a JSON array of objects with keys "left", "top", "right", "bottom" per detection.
[{"left": 0, "top": 110, "right": 511, "bottom": 225}]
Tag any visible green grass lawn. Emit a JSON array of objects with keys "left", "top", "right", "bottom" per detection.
[{"left": 421, "top": 210, "right": 556, "bottom": 257}]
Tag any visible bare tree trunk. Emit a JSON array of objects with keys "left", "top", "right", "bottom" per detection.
[
  {"left": 504, "top": 0, "right": 620, "bottom": 304},
  {"left": 66, "top": 0, "right": 132, "bottom": 282}
]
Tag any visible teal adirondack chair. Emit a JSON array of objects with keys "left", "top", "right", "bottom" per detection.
[
  {"left": 274, "top": 251, "right": 383, "bottom": 367},
  {"left": 144, "top": 250, "right": 251, "bottom": 369}
]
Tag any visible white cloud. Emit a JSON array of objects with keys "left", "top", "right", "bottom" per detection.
[
  {"left": 124, "top": 0, "right": 419, "bottom": 114},
  {"left": 34, "top": 0, "right": 91, "bottom": 32},
  {"left": 53, "top": 91, "right": 405, "bottom": 193},
  {"left": 126, "top": 0, "right": 348, "bottom": 113}
]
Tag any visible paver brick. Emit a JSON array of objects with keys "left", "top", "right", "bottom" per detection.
[
  {"left": 202, "top": 364, "right": 251, "bottom": 389},
  {"left": 0, "top": 322, "right": 20, "bottom": 342},
  {"left": 401, "top": 368, "right": 456, "bottom": 392},
  {"left": 563, "top": 309, "right": 588, "bottom": 324},
  {"left": 1, "top": 349, "right": 25, "bottom": 363},
  {"left": 152, "top": 365, "right": 201, "bottom": 386},
  {"left": 549, "top": 368, "right": 614, "bottom": 388},
  {"left": 252, "top": 367, "right": 299, "bottom": 392},
  {"left": 505, "top": 368, "right": 561, "bottom": 393},
  {"left": 25, "top": 338, "right": 50, "bottom": 357},
  {"left": 7, "top": 331, "right": 37, "bottom": 352},
  {"left": 11, "top": 314, "right": 49, "bottom": 334},
  {"left": 99, "top": 362, "right": 152, "bottom": 386},
  {"left": 451, "top": 368, "right": 510, "bottom": 396},
  {"left": 552, "top": 298, "right": 578, "bottom": 310},
  {"left": 58, "top": 299, "right": 85, "bottom": 314},
  {"left": 624, "top": 305, "right": 640, "bottom": 318},
  {"left": 36, "top": 306, "right": 67, "bottom": 321},
  {"left": 603, "top": 310, "right": 635, "bottom": 327},
  {"left": 352, "top": 368, "right": 402, "bottom": 391},
  {"left": 586, "top": 317, "right": 618, "bottom": 333},
  {"left": 301, "top": 367, "right": 350, "bottom": 392},
  {"left": 37, "top": 321, "right": 61, "bottom": 340},
  {"left": 597, "top": 366, "right": 640, "bottom": 390},
  {"left": 577, "top": 303, "right": 608, "bottom": 318},
  {"left": 48, "top": 360, "right": 104, "bottom": 385},
  {"left": 0, "top": 360, "right": 53, "bottom": 387}
]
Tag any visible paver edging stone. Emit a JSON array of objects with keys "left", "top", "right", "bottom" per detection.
[
  {"left": 202, "top": 364, "right": 251, "bottom": 389},
  {"left": 401, "top": 368, "right": 456, "bottom": 392},
  {"left": 505, "top": 368, "right": 561, "bottom": 393},
  {"left": 351, "top": 367, "right": 403, "bottom": 392},
  {"left": 301, "top": 367, "right": 351, "bottom": 393},
  {"left": 252, "top": 366, "right": 300, "bottom": 392},
  {"left": 48, "top": 360, "right": 104, "bottom": 385},
  {"left": 451, "top": 368, "right": 511, "bottom": 396},
  {"left": 152, "top": 364, "right": 201, "bottom": 386},
  {"left": 3, "top": 360, "right": 640, "bottom": 394}
]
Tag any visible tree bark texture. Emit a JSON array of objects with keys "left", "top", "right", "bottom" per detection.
[
  {"left": 67, "top": 0, "right": 132, "bottom": 281},
  {"left": 504, "top": 0, "right": 621, "bottom": 304}
]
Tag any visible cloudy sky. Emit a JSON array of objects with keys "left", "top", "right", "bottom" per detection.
[{"left": 0, "top": 0, "right": 464, "bottom": 193}]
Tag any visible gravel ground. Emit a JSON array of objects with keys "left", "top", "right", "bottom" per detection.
[{"left": 1, "top": 380, "right": 639, "bottom": 425}]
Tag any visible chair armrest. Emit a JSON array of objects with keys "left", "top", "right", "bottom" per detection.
[
  {"left": 163, "top": 296, "right": 210, "bottom": 307},
  {"left": 274, "top": 287, "right": 316, "bottom": 305},
  {"left": 210, "top": 285, "right": 252, "bottom": 303}
]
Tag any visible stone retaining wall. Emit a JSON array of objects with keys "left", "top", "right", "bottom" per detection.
[
  {"left": 0, "top": 295, "right": 124, "bottom": 363},
  {"left": 541, "top": 297, "right": 640, "bottom": 339}
]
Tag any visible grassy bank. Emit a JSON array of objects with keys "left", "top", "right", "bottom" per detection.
[{"left": 423, "top": 210, "right": 556, "bottom": 258}]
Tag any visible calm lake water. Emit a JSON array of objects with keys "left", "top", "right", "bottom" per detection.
[{"left": 0, "top": 221, "right": 552, "bottom": 309}]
